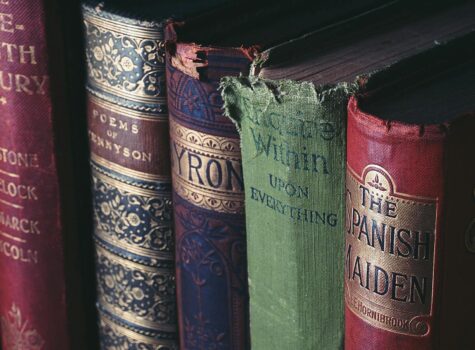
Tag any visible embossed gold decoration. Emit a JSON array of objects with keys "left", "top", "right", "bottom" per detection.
[
  {"left": 83, "top": 11, "right": 166, "bottom": 104},
  {"left": 345, "top": 165, "right": 437, "bottom": 336},
  {"left": 173, "top": 175, "right": 244, "bottom": 214},
  {"left": 170, "top": 119, "right": 244, "bottom": 214},
  {"left": 84, "top": 4, "right": 177, "bottom": 346},
  {"left": 92, "top": 174, "right": 173, "bottom": 260},
  {"left": 170, "top": 119, "right": 240, "bottom": 156},
  {"left": 93, "top": 168, "right": 165, "bottom": 198},
  {"left": 96, "top": 227, "right": 173, "bottom": 261},
  {"left": 99, "top": 315, "right": 178, "bottom": 350},
  {"left": 1, "top": 304, "right": 44, "bottom": 350},
  {"left": 88, "top": 94, "right": 168, "bottom": 122},
  {"left": 96, "top": 244, "right": 176, "bottom": 332}
]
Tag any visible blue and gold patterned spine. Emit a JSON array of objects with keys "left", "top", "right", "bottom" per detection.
[
  {"left": 166, "top": 37, "right": 254, "bottom": 349},
  {"left": 82, "top": 4, "right": 177, "bottom": 349}
]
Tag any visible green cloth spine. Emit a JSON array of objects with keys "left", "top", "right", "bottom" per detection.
[{"left": 221, "top": 77, "right": 352, "bottom": 349}]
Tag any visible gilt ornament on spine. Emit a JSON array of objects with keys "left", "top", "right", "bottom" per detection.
[
  {"left": 166, "top": 39, "right": 252, "bottom": 349},
  {"left": 83, "top": 4, "right": 178, "bottom": 349}
]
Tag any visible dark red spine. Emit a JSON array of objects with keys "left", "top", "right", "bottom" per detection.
[
  {"left": 0, "top": 1, "right": 77, "bottom": 349},
  {"left": 345, "top": 96, "right": 475, "bottom": 349}
]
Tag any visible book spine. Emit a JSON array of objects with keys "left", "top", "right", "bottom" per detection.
[
  {"left": 221, "top": 77, "right": 349, "bottom": 349},
  {"left": 82, "top": 6, "right": 178, "bottom": 349},
  {"left": 345, "top": 96, "right": 475, "bottom": 349},
  {"left": 166, "top": 41, "right": 252, "bottom": 350},
  {"left": 0, "top": 0, "right": 71, "bottom": 349}
]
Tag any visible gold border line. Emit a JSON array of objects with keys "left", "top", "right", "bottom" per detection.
[
  {"left": 88, "top": 94, "right": 168, "bottom": 122},
  {"left": 84, "top": 14, "right": 163, "bottom": 39},
  {"left": 92, "top": 169, "right": 170, "bottom": 198},
  {"left": 91, "top": 153, "right": 171, "bottom": 183},
  {"left": 96, "top": 228, "right": 173, "bottom": 261},
  {"left": 100, "top": 315, "right": 177, "bottom": 347}
]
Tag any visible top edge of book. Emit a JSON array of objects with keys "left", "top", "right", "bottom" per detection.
[
  {"left": 81, "top": 0, "right": 230, "bottom": 28},
  {"left": 167, "top": 0, "right": 394, "bottom": 49}
]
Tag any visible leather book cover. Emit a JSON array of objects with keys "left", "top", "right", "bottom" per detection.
[
  {"left": 345, "top": 82, "right": 475, "bottom": 349},
  {"left": 83, "top": 3, "right": 178, "bottom": 349},
  {"left": 82, "top": 1, "right": 231, "bottom": 348},
  {"left": 165, "top": 28, "right": 254, "bottom": 349},
  {"left": 0, "top": 0, "right": 89, "bottom": 349}
]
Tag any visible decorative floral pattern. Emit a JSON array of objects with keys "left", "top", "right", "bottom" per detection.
[
  {"left": 173, "top": 196, "right": 249, "bottom": 350},
  {"left": 84, "top": 5, "right": 177, "bottom": 348},
  {"left": 99, "top": 317, "right": 178, "bottom": 350},
  {"left": 167, "top": 49, "right": 251, "bottom": 349},
  {"left": 184, "top": 314, "right": 227, "bottom": 350},
  {"left": 84, "top": 14, "right": 166, "bottom": 100},
  {"left": 96, "top": 248, "right": 176, "bottom": 326},
  {"left": 170, "top": 119, "right": 240, "bottom": 154},
  {"left": 93, "top": 176, "right": 174, "bottom": 256},
  {"left": 169, "top": 114, "right": 244, "bottom": 215},
  {"left": 1, "top": 304, "right": 45, "bottom": 350},
  {"left": 367, "top": 174, "right": 387, "bottom": 191},
  {"left": 173, "top": 175, "right": 245, "bottom": 215}
]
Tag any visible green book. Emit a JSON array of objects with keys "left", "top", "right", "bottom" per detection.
[
  {"left": 220, "top": 2, "right": 474, "bottom": 348},
  {"left": 222, "top": 78, "right": 350, "bottom": 349}
]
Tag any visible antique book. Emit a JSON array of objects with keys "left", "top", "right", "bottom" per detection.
[
  {"left": 345, "top": 42, "right": 475, "bottom": 350},
  {"left": 165, "top": 0, "right": 389, "bottom": 348},
  {"left": 220, "top": 2, "right": 475, "bottom": 349},
  {"left": 82, "top": 1, "right": 227, "bottom": 349},
  {"left": 0, "top": 0, "right": 91, "bottom": 349}
]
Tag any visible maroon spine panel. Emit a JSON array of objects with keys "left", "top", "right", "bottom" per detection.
[
  {"left": 0, "top": 1, "right": 70, "bottom": 349},
  {"left": 345, "top": 96, "right": 475, "bottom": 349}
]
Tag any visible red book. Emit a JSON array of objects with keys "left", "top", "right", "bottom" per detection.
[
  {"left": 0, "top": 0, "right": 89, "bottom": 349},
  {"left": 345, "top": 59, "right": 475, "bottom": 349}
]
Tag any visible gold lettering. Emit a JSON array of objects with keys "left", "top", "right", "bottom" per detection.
[
  {"left": 0, "top": 43, "right": 37, "bottom": 65},
  {"left": 0, "top": 148, "right": 39, "bottom": 168},
  {"left": 15, "top": 74, "right": 33, "bottom": 94},
  {"left": 88, "top": 130, "right": 152, "bottom": 163},
  {"left": 131, "top": 124, "right": 139, "bottom": 134},
  {"left": 118, "top": 120, "right": 127, "bottom": 131},
  {"left": 0, "top": 239, "right": 38, "bottom": 264},
  {"left": 171, "top": 142, "right": 243, "bottom": 192},
  {"left": 0, "top": 71, "right": 48, "bottom": 95},
  {"left": 1, "top": 42, "right": 16, "bottom": 62},
  {"left": 0, "top": 211, "right": 40, "bottom": 235},
  {"left": 91, "top": 109, "right": 139, "bottom": 135},
  {"left": 0, "top": 70, "right": 12, "bottom": 91},
  {"left": 0, "top": 13, "right": 13, "bottom": 33},
  {"left": 0, "top": 178, "right": 38, "bottom": 201},
  {"left": 31, "top": 75, "right": 47, "bottom": 94},
  {"left": 19, "top": 45, "right": 36, "bottom": 64},
  {"left": 345, "top": 166, "right": 435, "bottom": 336}
]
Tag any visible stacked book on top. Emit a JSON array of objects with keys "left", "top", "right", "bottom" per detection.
[{"left": 0, "top": 0, "right": 473, "bottom": 349}]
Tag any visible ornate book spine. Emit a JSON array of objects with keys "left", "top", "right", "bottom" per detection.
[
  {"left": 82, "top": 5, "right": 178, "bottom": 349},
  {"left": 166, "top": 40, "right": 252, "bottom": 349},
  {"left": 221, "top": 77, "right": 350, "bottom": 349},
  {"left": 345, "top": 96, "right": 475, "bottom": 349},
  {"left": 0, "top": 0, "right": 76, "bottom": 349}
]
